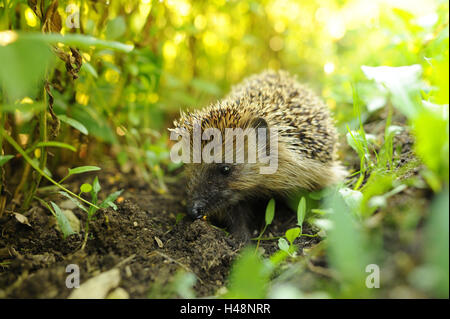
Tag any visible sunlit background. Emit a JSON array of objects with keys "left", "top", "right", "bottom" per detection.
[
  {"left": 0, "top": 0, "right": 448, "bottom": 298},
  {"left": 11, "top": 0, "right": 448, "bottom": 129}
]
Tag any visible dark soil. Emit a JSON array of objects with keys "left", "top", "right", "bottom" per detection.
[
  {"left": 0, "top": 171, "right": 318, "bottom": 298},
  {"left": 0, "top": 110, "right": 426, "bottom": 299}
]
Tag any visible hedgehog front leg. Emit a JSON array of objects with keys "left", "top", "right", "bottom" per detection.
[{"left": 227, "top": 204, "right": 253, "bottom": 243}]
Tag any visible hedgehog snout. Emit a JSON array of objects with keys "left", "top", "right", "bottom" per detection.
[{"left": 186, "top": 200, "right": 207, "bottom": 220}]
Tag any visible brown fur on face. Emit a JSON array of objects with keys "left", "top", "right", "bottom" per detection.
[{"left": 172, "top": 70, "right": 347, "bottom": 241}]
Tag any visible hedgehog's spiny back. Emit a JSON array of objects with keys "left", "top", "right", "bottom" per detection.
[
  {"left": 226, "top": 70, "right": 338, "bottom": 163},
  {"left": 174, "top": 70, "right": 339, "bottom": 165}
]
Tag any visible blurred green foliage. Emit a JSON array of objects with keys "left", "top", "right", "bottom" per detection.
[{"left": 0, "top": 0, "right": 448, "bottom": 299}]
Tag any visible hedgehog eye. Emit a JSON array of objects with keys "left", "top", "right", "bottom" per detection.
[{"left": 219, "top": 165, "right": 231, "bottom": 176}]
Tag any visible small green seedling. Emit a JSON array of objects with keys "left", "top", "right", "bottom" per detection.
[
  {"left": 255, "top": 198, "right": 275, "bottom": 251},
  {"left": 278, "top": 227, "right": 301, "bottom": 257},
  {"left": 297, "top": 196, "right": 306, "bottom": 234},
  {"left": 51, "top": 201, "right": 76, "bottom": 239},
  {"left": 277, "top": 197, "right": 308, "bottom": 257},
  {"left": 265, "top": 198, "right": 275, "bottom": 227},
  {"left": 286, "top": 227, "right": 301, "bottom": 244},
  {"left": 59, "top": 176, "right": 122, "bottom": 250},
  {"left": 59, "top": 166, "right": 101, "bottom": 184},
  {"left": 175, "top": 213, "right": 185, "bottom": 225}
]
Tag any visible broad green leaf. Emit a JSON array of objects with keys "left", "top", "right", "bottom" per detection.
[
  {"left": 0, "top": 102, "right": 45, "bottom": 113},
  {"left": 68, "top": 166, "right": 101, "bottom": 176},
  {"left": 297, "top": 197, "right": 306, "bottom": 228},
  {"left": 265, "top": 198, "right": 275, "bottom": 225},
  {"left": 35, "top": 141, "right": 76, "bottom": 152},
  {"left": 17, "top": 32, "right": 134, "bottom": 52},
  {"left": 100, "top": 189, "right": 123, "bottom": 210},
  {"left": 0, "top": 155, "right": 14, "bottom": 167},
  {"left": 51, "top": 201, "right": 76, "bottom": 239},
  {"left": 225, "top": 247, "right": 269, "bottom": 298},
  {"left": 285, "top": 227, "right": 301, "bottom": 245},
  {"left": 58, "top": 114, "right": 89, "bottom": 135},
  {"left": 92, "top": 176, "right": 101, "bottom": 195},
  {"left": 361, "top": 65, "right": 424, "bottom": 119},
  {"left": 0, "top": 36, "right": 54, "bottom": 101}
]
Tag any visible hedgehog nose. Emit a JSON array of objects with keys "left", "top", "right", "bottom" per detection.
[{"left": 188, "top": 201, "right": 206, "bottom": 220}]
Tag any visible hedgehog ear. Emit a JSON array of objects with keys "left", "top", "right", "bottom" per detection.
[
  {"left": 250, "top": 117, "right": 268, "bottom": 129},
  {"left": 251, "top": 117, "right": 271, "bottom": 154}
]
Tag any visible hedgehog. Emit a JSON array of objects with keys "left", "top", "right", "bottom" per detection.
[{"left": 171, "top": 70, "right": 346, "bottom": 242}]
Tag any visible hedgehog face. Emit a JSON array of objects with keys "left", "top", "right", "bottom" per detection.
[
  {"left": 185, "top": 162, "right": 247, "bottom": 220},
  {"left": 180, "top": 117, "right": 275, "bottom": 221}
]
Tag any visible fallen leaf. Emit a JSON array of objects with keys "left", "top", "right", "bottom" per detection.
[
  {"left": 69, "top": 268, "right": 121, "bottom": 299},
  {"left": 154, "top": 236, "right": 164, "bottom": 248},
  {"left": 13, "top": 213, "right": 31, "bottom": 227},
  {"left": 106, "top": 287, "right": 129, "bottom": 299}
]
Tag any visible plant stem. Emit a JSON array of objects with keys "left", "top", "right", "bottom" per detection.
[
  {"left": 255, "top": 224, "right": 268, "bottom": 251},
  {"left": 252, "top": 233, "right": 319, "bottom": 241},
  {"left": 0, "top": 104, "right": 6, "bottom": 216},
  {"left": 22, "top": 88, "right": 48, "bottom": 210},
  {"left": 81, "top": 218, "right": 90, "bottom": 251},
  {"left": 0, "top": 128, "right": 99, "bottom": 210}
]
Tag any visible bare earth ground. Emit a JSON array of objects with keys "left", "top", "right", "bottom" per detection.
[
  {"left": 0, "top": 170, "right": 320, "bottom": 298},
  {"left": 0, "top": 112, "right": 430, "bottom": 298}
]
